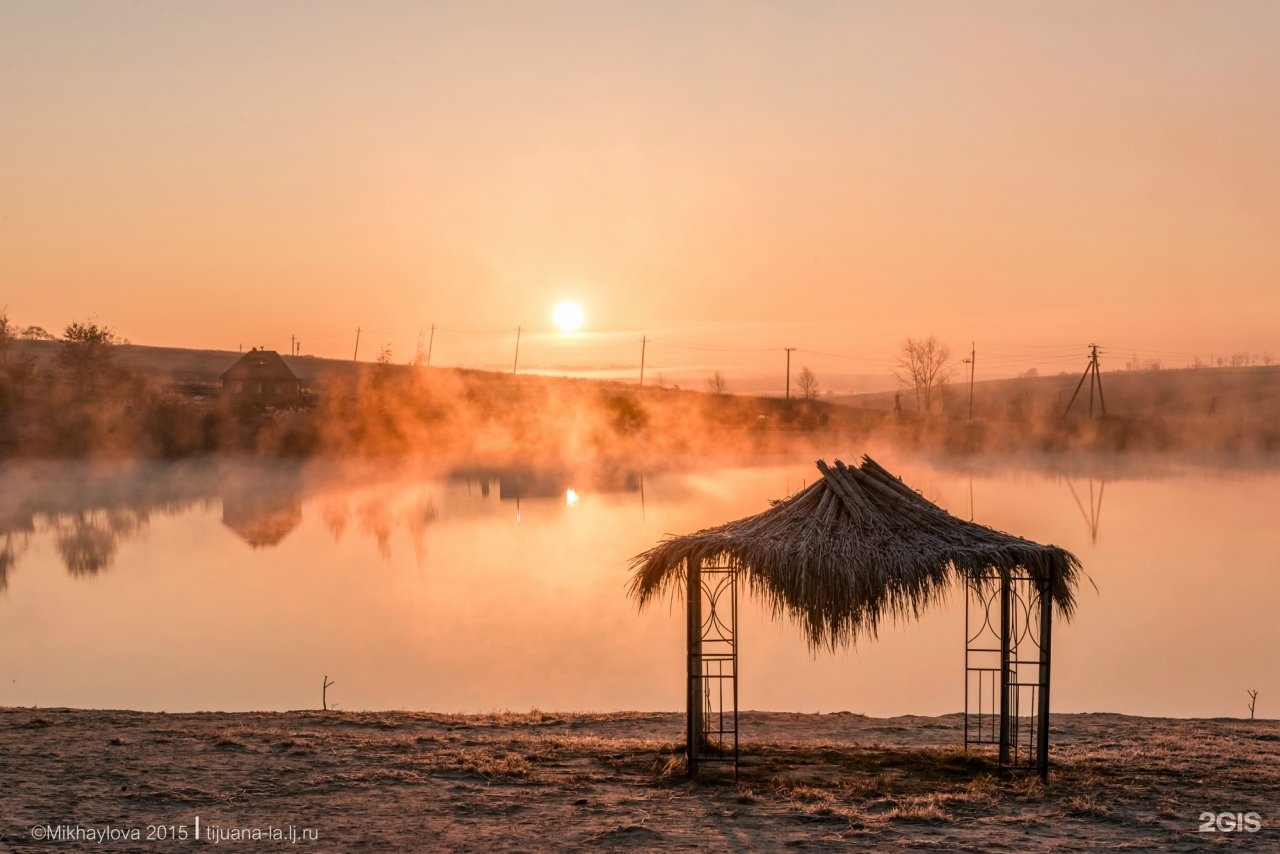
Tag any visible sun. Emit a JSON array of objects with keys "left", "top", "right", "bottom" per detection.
[{"left": 552, "top": 300, "right": 585, "bottom": 331}]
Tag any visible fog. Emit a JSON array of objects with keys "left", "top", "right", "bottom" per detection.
[{"left": 3, "top": 346, "right": 1279, "bottom": 470}]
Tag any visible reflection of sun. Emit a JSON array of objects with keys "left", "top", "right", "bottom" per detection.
[{"left": 552, "top": 300, "right": 585, "bottom": 331}]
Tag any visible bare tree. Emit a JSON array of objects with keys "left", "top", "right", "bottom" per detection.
[
  {"left": 708, "top": 371, "right": 727, "bottom": 395},
  {"left": 796, "top": 366, "right": 819, "bottom": 400},
  {"left": 59, "top": 319, "right": 117, "bottom": 392},
  {"left": 323, "top": 675, "right": 336, "bottom": 711},
  {"left": 895, "top": 336, "right": 954, "bottom": 414},
  {"left": 0, "top": 310, "right": 36, "bottom": 400},
  {"left": 0, "top": 309, "right": 12, "bottom": 367}
]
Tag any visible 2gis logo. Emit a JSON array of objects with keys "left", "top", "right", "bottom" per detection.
[{"left": 1198, "top": 811, "right": 1262, "bottom": 833}]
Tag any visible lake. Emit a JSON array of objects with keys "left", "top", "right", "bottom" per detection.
[{"left": 1, "top": 452, "right": 1276, "bottom": 718}]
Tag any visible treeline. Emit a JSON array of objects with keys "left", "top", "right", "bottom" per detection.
[
  {"left": 0, "top": 317, "right": 842, "bottom": 464},
  {"left": 2, "top": 313, "right": 1278, "bottom": 462}
]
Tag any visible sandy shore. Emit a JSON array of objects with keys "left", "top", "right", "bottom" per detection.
[{"left": 1, "top": 707, "right": 1275, "bottom": 851}]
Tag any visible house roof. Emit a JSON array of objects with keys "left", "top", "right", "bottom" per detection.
[
  {"left": 220, "top": 349, "right": 299, "bottom": 382},
  {"left": 629, "top": 455, "right": 1082, "bottom": 651}
]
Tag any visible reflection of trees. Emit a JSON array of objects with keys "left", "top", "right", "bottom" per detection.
[
  {"left": 321, "top": 499, "right": 349, "bottom": 541},
  {"left": 0, "top": 533, "right": 29, "bottom": 592},
  {"left": 52, "top": 508, "right": 149, "bottom": 577},
  {"left": 318, "top": 491, "right": 437, "bottom": 566},
  {"left": 357, "top": 497, "right": 393, "bottom": 558},
  {"left": 0, "top": 459, "right": 217, "bottom": 580},
  {"left": 406, "top": 498, "right": 437, "bottom": 569}
]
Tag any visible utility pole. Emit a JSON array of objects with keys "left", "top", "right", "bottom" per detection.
[
  {"left": 353, "top": 327, "right": 361, "bottom": 363},
  {"left": 427, "top": 323, "right": 435, "bottom": 367},
  {"left": 513, "top": 325, "right": 522, "bottom": 374},
  {"left": 639, "top": 336, "right": 648, "bottom": 387},
  {"left": 784, "top": 347, "right": 796, "bottom": 399},
  {"left": 291, "top": 334, "right": 295, "bottom": 357},
  {"left": 1062, "top": 343, "right": 1107, "bottom": 419},
  {"left": 962, "top": 341, "right": 975, "bottom": 420}
]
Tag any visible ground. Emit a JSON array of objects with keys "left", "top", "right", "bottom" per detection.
[{"left": 1, "top": 708, "right": 1275, "bottom": 851}]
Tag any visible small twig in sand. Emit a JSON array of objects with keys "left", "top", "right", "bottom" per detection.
[
  {"left": 1247, "top": 689, "right": 1258, "bottom": 720},
  {"left": 323, "top": 675, "right": 336, "bottom": 711}
]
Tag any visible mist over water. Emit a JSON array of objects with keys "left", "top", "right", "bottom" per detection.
[{"left": 0, "top": 453, "right": 1275, "bottom": 718}]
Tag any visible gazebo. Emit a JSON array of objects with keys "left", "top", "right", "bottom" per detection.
[{"left": 629, "top": 455, "right": 1082, "bottom": 780}]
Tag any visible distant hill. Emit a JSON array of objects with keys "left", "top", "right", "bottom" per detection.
[
  {"left": 831, "top": 365, "right": 1280, "bottom": 423},
  {"left": 6, "top": 337, "right": 1279, "bottom": 459},
  {"left": 15, "top": 338, "right": 1279, "bottom": 424},
  {"left": 13, "top": 339, "right": 409, "bottom": 390}
]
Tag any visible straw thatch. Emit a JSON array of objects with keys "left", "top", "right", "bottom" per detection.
[{"left": 629, "top": 455, "right": 1082, "bottom": 651}]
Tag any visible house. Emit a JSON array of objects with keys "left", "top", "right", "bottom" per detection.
[{"left": 220, "top": 348, "right": 301, "bottom": 407}]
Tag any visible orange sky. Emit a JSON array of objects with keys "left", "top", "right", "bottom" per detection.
[{"left": 3, "top": 1, "right": 1278, "bottom": 388}]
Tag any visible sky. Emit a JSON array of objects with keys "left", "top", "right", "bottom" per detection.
[{"left": 3, "top": 1, "right": 1278, "bottom": 390}]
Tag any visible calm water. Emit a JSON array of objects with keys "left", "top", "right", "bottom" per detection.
[{"left": 1, "top": 454, "right": 1276, "bottom": 718}]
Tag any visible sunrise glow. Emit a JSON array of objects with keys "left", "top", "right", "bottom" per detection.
[
  {"left": 3, "top": 6, "right": 1279, "bottom": 849},
  {"left": 552, "top": 301, "right": 585, "bottom": 332}
]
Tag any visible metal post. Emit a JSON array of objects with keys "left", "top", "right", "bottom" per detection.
[
  {"left": 964, "top": 582, "right": 970, "bottom": 748},
  {"left": 998, "top": 570, "right": 1011, "bottom": 768},
  {"left": 1036, "top": 580, "right": 1053, "bottom": 780},
  {"left": 731, "top": 567, "right": 739, "bottom": 779},
  {"left": 686, "top": 556, "right": 703, "bottom": 777}
]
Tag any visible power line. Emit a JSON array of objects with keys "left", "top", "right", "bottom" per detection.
[
  {"left": 649, "top": 337, "right": 777, "bottom": 353},
  {"left": 795, "top": 347, "right": 896, "bottom": 366}
]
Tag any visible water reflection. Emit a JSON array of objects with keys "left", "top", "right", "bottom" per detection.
[
  {"left": 0, "top": 455, "right": 1275, "bottom": 717},
  {"left": 0, "top": 461, "right": 211, "bottom": 580},
  {"left": 53, "top": 509, "right": 147, "bottom": 576},
  {"left": 0, "top": 461, "right": 644, "bottom": 578},
  {"left": 221, "top": 475, "right": 303, "bottom": 549},
  {"left": 1066, "top": 478, "right": 1106, "bottom": 544},
  {"left": 0, "top": 532, "right": 26, "bottom": 592}
]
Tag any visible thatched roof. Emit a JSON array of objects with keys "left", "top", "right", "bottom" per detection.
[
  {"left": 221, "top": 349, "right": 298, "bottom": 382},
  {"left": 629, "top": 455, "right": 1082, "bottom": 650}
]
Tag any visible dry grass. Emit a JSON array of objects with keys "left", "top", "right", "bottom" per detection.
[{"left": 3, "top": 708, "right": 1276, "bottom": 850}]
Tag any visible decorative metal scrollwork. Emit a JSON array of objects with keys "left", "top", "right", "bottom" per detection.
[
  {"left": 688, "top": 555, "right": 739, "bottom": 778},
  {"left": 964, "top": 570, "right": 1052, "bottom": 777}
]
